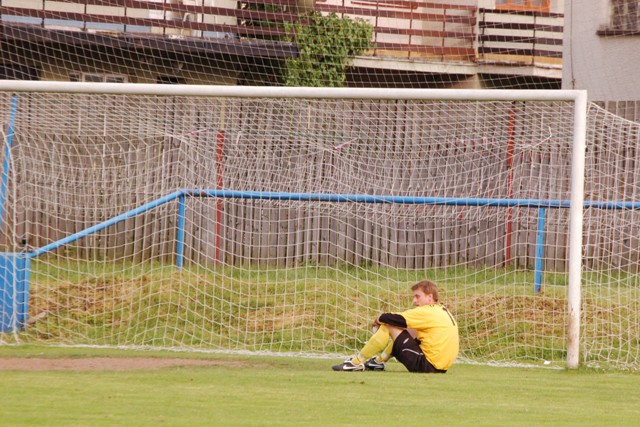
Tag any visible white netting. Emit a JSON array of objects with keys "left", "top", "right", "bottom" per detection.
[
  {"left": 0, "top": 88, "right": 637, "bottom": 370},
  {"left": 0, "top": 1, "right": 638, "bottom": 371},
  {"left": 3, "top": 2, "right": 638, "bottom": 132},
  {"left": 0, "top": 90, "right": 562, "bottom": 360},
  {"left": 2, "top": 2, "right": 638, "bottom": 117},
  {"left": 580, "top": 103, "right": 640, "bottom": 370}
]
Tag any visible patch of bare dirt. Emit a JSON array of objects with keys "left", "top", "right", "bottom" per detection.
[{"left": 0, "top": 357, "right": 252, "bottom": 371}]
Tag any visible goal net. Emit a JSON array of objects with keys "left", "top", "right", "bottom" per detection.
[{"left": 8, "top": 84, "right": 635, "bottom": 370}]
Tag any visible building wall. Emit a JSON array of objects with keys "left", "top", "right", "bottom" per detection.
[
  {"left": 3, "top": 0, "right": 568, "bottom": 88},
  {"left": 562, "top": 0, "right": 640, "bottom": 102},
  {"left": 0, "top": 0, "right": 243, "bottom": 85}
]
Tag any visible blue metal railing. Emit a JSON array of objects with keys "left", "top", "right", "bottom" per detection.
[
  {"left": 4, "top": 188, "right": 640, "bottom": 332},
  {"left": 24, "top": 189, "right": 640, "bottom": 295}
]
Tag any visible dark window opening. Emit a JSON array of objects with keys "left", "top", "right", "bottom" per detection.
[
  {"left": 0, "top": 65, "right": 39, "bottom": 80},
  {"left": 611, "top": 0, "right": 639, "bottom": 31},
  {"left": 157, "top": 76, "right": 186, "bottom": 84}
]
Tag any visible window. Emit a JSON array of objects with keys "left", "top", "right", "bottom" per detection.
[
  {"left": 611, "top": 0, "right": 639, "bottom": 31},
  {"left": 0, "top": 65, "right": 39, "bottom": 80},
  {"left": 69, "top": 73, "right": 127, "bottom": 83},
  {"left": 496, "top": 0, "right": 550, "bottom": 12},
  {"left": 157, "top": 76, "right": 186, "bottom": 84}
]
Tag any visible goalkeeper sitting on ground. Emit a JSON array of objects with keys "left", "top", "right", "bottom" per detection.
[{"left": 332, "top": 280, "right": 459, "bottom": 373}]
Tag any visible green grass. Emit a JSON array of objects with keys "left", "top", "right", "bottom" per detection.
[
  {"left": 10, "top": 259, "right": 640, "bottom": 369},
  {"left": 0, "top": 346, "right": 639, "bottom": 426}
]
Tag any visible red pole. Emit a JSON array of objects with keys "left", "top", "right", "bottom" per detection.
[
  {"left": 505, "top": 106, "right": 516, "bottom": 267},
  {"left": 214, "top": 130, "right": 225, "bottom": 264}
]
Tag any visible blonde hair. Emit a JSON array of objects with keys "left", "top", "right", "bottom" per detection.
[{"left": 411, "top": 280, "right": 439, "bottom": 302}]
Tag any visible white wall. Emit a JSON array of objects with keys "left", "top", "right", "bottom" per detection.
[{"left": 563, "top": 0, "right": 640, "bottom": 101}]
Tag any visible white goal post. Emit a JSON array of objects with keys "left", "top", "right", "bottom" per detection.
[{"left": 0, "top": 82, "right": 593, "bottom": 369}]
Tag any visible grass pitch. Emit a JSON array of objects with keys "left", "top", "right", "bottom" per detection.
[
  {"left": 8, "top": 260, "right": 638, "bottom": 367},
  {"left": 0, "top": 346, "right": 639, "bottom": 426}
]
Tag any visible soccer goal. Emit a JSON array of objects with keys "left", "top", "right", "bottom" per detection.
[{"left": 5, "top": 81, "right": 638, "bottom": 371}]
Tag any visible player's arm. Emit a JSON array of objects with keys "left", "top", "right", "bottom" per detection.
[{"left": 378, "top": 313, "right": 407, "bottom": 328}]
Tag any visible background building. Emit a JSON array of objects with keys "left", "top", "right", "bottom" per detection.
[
  {"left": 0, "top": 0, "right": 565, "bottom": 88},
  {"left": 562, "top": 0, "right": 640, "bottom": 121}
]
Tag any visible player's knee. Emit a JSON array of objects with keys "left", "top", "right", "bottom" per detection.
[{"left": 386, "top": 324, "right": 404, "bottom": 340}]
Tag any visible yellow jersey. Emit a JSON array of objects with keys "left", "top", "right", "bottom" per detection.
[{"left": 385, "top": 304, "right": 459, "bottom": 370}]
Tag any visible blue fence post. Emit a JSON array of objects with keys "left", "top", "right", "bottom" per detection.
[
  {"left": 534, "top": 207, "right": 547, "bottom": 294},
  {"left": 176, "top": 194, "right": 186, "bottom": 269},
  {"left": 0, "top": 253, "right": 32, "bottom": 332}
]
